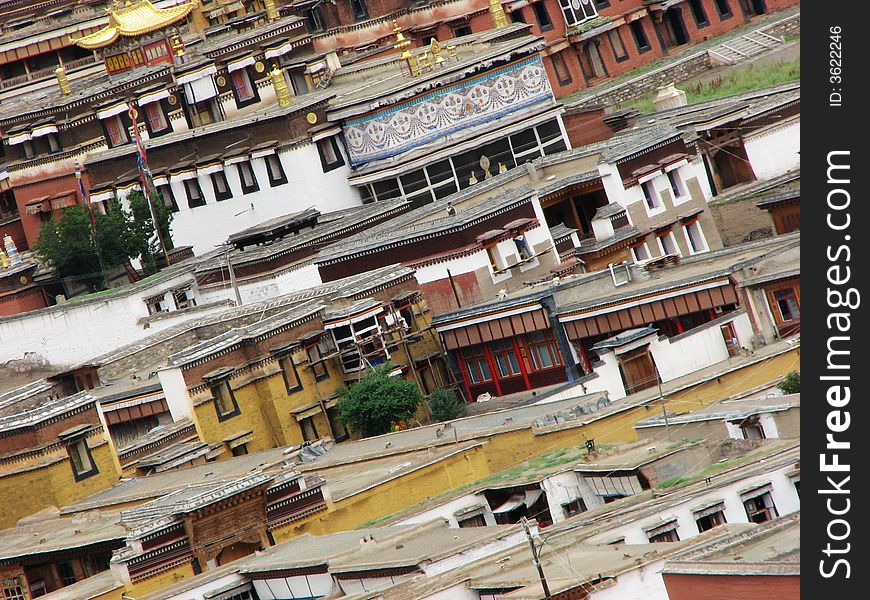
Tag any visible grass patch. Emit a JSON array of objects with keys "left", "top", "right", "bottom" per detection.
[
  {"left": 784, "top": 34, "right": 800, "bottom": 42},
  {"left": 620, "top": 57, "right": 800, "bottom": 114},
  {"left": 657, "top": 475, "right": 694, "bottom": 489}
]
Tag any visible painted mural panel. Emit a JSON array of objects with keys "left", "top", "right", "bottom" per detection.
[{"left": 343, "top": 56, "right": 555, "bottom": 166}]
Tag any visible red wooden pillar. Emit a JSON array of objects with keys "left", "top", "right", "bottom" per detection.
[
  {"left": 456, "top": 352, "right": 474, "bottom": 402},
  {"left": 483, "top": 343, "right": 503, "bottom": 397},
  {"left": 512, "top": 336, "right": 532, "bottom": 391}
]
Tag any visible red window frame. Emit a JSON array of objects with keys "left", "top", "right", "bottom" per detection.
[
  {"left": 231, "top": 69, "right": 255, "bottom": 101},
  {"left": 461, "top": 344, "right": 492, "bottom": 384}
]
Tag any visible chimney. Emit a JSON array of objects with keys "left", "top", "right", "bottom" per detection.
[
  {"left": 653, "top": 84, "right": 687, "bottom": 112},
  {"left": 525, "top": 161, "right": 538, "bottom": 182},
  {"left": 55, "top": 65, "right": 71, "bottom": 95}
]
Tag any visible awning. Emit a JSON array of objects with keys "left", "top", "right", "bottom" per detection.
[
  {"left": 265, "top": 39, "right": 296, "bottom": 59},
  {"left": 90, "top": 189, "right": 115, "bottom": 203},
  {"left": 223, "top": 430, "right": 254, "bottom": 449},
  {"left": 643, "top": 517, "right": 678, "bottom": 537},
  {"left": 175, "top": 64, "right": 218, "bottom": 85},
  {"left": 24, "top": 197, "right": 50, "bottom": 215},
  {"left": 739, "top": 481, "right": 772, "bottom": 501},
  {"left": 692, "top": 500, "right": 726, "bottom": 520},
  {"left": 7, "top": 131, "right": 31, "bottom": 145},
  {"left": 560, "top": 279, "right": 738, "bottom": 340},
  {"left": 139, "top": 87, "right": 172, "bottom": 106},
  {"left": 50, "top": 193, "right": 77, "bottom": 211},
  {"left": 170, "top": 167, "right": 198, "bottom": 181},
  {"left": 104, "top": 397, "right": 169, "bottom": 425},
  {"left": 292, "top": 402, "right": 323, "bottom": 420},
  {"left": 439, "top": 306, "right": 550, "bottom": 351},
  {"left": 96, "top": 101, "right": 129, "bottom": 120},
  {"left": 491, "top": 489, "right": 543, "bottom": 514},
  {"left": 31, "top": 123, "right": 58, "bottom": 138},
  {"left": 227, "top": 55, "right": 256, "bottom": 73}
]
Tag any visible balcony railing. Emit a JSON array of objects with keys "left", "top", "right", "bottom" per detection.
[{"left": 0, "top": 55, "right": 100, "bottom": 90}]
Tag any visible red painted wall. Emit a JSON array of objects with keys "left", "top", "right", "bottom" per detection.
[{"left": 663, "top": 573, "right": 800, "bottom": 600}]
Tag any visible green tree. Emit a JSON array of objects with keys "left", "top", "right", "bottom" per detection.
[
  {"left": 126, "top": 190, "right": 174, "bottom": 275},
  {"left": 34, "top": 190, "right": 175, "bottom": 290},
  {"left": 428, "top": 388, "right": 466, "bottom": 422},
  {"left": 33, "top": 206, "right": 105, "bottom": 291},
  {"left": 336, "top": 364, "right": 422, "bottom": 437},
  {"left": 777, "top": 371, "right": 800, "bottom": 394}
]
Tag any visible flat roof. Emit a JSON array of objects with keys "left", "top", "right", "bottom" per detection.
[{"left": 0, "top": 509, "right": 125, "bottom": 563}]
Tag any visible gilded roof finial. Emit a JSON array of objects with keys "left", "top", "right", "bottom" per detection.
[
  {"left": 271, "top": 64, "right": 292, "bottom": 107},
  {"left": 489, "top": 0, "right": 509, "bottom": 29}
]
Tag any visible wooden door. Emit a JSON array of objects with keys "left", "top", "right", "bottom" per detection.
[
  {"left": 720, "top": 323, "right": 740, "bottom": 357},
  {"left": 618, "top": 347, "right": 659, "bottom": 394}
]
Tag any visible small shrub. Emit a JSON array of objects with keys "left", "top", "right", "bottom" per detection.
[
  {"left": 777, "top": 371, "right": 800, "bottom": 394},
  {"left": 428, "top": 388, "right": 466, "bottom": 422}
]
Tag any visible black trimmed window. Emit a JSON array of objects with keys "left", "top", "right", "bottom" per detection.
[
  {"left": 511, "top": 8, "right": 526, "bottom": 23},
  {"left": 183, "top": 178, "right": 206, "bottom": 208},
  {"left": 67, "top": 438, "right": 98, "bottom": 481},
  {"left": 237, "top": 161, "right": 259, "bottom": 193},
  {"left": 559, "top": 0, "right": 597, "bottom": 27},
  {"left": 689, "top": 0, "right": 709, "bottom": 27},
  {"left": 532, "top": 1, "right": 553, "bottom": 31},
  {"left": 279, "top": 354, "right": 303, "bottom": 394},
  {"left": 231, "top": 67, "right": 260, "bottom": 108},
  {"left": 714, "top": 0, "right": 732, "bottom": 19},
  {"left": 306, "top": 342, "right": 329, "bottom": 381},
  {"left": 453, "top": 24, "right": 473, "bottom": 37},
  {"left": 609, "top": 29, "right": 628, "bottom": 61},
  {"left": 264, "top": 153, "right": 288, "bottom": 186},
  {"left": 143, "top": 102, "right": 170, "bottom": 135},
  {"left": 594, "top": 0, "right": 610, "bottom": 8},
  {"left": 550, "top": 52, "right": 572, "bottom": 86},
  {"left": 630, "top": 20, "right": 651, "bottom": 53},
  {"left": 317, "top": 137, "right": 345, "bottom": 172},
  {"left": 211, "top": 171, "right": 232, "bottom": 201},
  {"left": 157, "top": 184, "right": 178, "bottom": 212},
  {"left": 102, "top": 114, "right": 129, "bottom": 147},
  {"left": 305, "top": 6, "right": 327, "bottom": 32},
  {"left": 212, "top": 381, "right": 240, "bottom": 421},
  {"left": 350, "top": 0, "right": 368, "bottom": 21}
]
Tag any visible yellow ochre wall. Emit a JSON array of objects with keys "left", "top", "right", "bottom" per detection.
[{"left": 0, "top": 438, "right": 120, "bottom": 529}]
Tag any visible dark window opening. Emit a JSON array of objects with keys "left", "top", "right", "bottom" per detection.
[
  {"left": 212, "top": 381, "right": 240, "bottom": 421},
  {"left": 714, "top": 0, "right": 733, "bottom": 18},
  {"left": 630, "top": 20, "right": 651, "bottom": 53},
  {"left": 183, "top": 178, "right": 206, "bottom": 208},
  {"left": 532, "top": 2, "right": 553, "bottom": 31},
  {"left": 237, "top": 161, "right": 259, "bottom": 193},
  {"left": 317, "top": 137, "right": 346, "bottom": 172},
  {"left": 211, "top": 171, "right": 232, "bottom": 201},
  {"left": 689, "top": 0, "right": 709, "bottom": 26},
  {"left": 265, "top": 153, "right": 288, "bottom": 186}
]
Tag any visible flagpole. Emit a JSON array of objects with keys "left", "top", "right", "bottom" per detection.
[{"left": 129, "top": 104, "right": 171, "bottom": 269}]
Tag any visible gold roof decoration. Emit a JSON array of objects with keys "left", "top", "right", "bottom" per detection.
[{"left": 73, "top": 0, "right": 197, "bottom": 50}]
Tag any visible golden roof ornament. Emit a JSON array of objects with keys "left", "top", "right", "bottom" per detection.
[
  {"left": 430, "top": 39, "right": 445, "bottom": 67},
  {"left": 55, "top": 65, "right": 71, "bottom": 95},
  {"left": 264, "top": 0, "right": 279, "bottom": 21},
  {"left": 489, "top": 0, "right": 509, "bottom": 29},
  {"left": 271, "top": 64, "right": 292, "bottom": 107}
]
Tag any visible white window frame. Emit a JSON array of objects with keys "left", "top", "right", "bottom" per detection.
[
  {"left": 559, "top": 0, "right": 598, "bottom": 27},
  {"left": 666, "top": 167, "right": 689, "bottom": 205},
  {"left": 657, "top": 231, "right": 680, "bottom": 256},
  {"left": 641, "top": 179, "right": 666, "bottom": 217},
  {"left": 683, "top": 220, "right": 709, "bottom": 255},
  {"left": 630, "top": 242, "right": 651, "bottom": 263}
]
